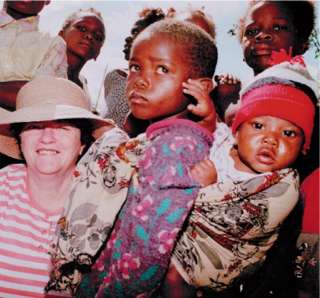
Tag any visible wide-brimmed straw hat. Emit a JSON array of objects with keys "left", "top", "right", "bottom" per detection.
[{"left": 0, "top": 76, "right": 114, "bottom": 159}]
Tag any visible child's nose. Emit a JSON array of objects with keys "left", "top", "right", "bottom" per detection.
[
  {"left": 262, "top": 133, "right": 278, "bottom": 147},
  {"left": 84, "top": 31, "right": 93, "bottom": 41},
  {"left": 255, "top": 30, "right": 272, "bottom": 42},
  {"left": 134, "top": 74, "right": 149, "bottom": 89}
]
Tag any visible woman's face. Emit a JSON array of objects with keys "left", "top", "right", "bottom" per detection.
[{"left": 20, "top": 120, "right": 84, "bottom": 176}]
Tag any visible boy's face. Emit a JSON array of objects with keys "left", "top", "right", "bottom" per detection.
[
  {"left": 235, "top": 116, "right": 304, "bottom": 173},
  {"left": 60, "top": 15, "right": 105, "bottom": 62},
  {"left": 5, "top": 1, "right": 49, "bottom": 18},
  {"left": 126, "top": 33, "right": 191, "bottom": 121},
  {"left": 241, "top": 2, "right": 300, "bottom": 75}
]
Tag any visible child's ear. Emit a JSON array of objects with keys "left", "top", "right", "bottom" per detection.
[{"left": 198, "top": 78, "right": 214, "bottom": 92}]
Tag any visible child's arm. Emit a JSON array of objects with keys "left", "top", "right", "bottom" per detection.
[
  {"left": 190, "top": 159, "right": 217, "bottom": 187},
  {"left": 182, "top": 78, "right": 216, "bottom": 132}
]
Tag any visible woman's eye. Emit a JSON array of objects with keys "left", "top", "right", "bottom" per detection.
[
  {"left": 245, "top": 27, "right": 259, "bottom": 37},
  {"left": 129, "top": 64, "right": 140, "bottom": 72},
  {"left": 283, "top": 130, "right": 296, "bottom": 137},
  {"left": 23, "top": 124, "right": 41, "bottom": 130},
  {"left": 252, "top": 122, "right": 263, "bottom": 130},
  {"left": 156, "top": 65, "right": 169, "bottom": 74}
]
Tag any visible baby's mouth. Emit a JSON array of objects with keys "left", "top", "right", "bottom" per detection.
[{"left": 256, "top": 148, "right": 275, "bottom": 165}]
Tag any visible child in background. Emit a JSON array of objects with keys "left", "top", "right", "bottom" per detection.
[
  {"left": 59, "top": 8, "right": 106, "bottom": 109},
  {"left": 0, "top": 0, "right": 67, "bottom": 110},
  {"left": 215, "top": 0, "right": 316, "bottom": 127},
  {"left": 47, "top": 19, "right": 217, "bottom": 296},
  {"left": 161, "top": 59, "right": 318, "bottom": 297}
]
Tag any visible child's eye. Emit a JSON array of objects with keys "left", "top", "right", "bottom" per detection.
[
  {"left": 273, "top": 24, "right": 289, "bottom": 32},
  {"left": 283, "top": 130, "right": 297, "bottom": 137},
  {"left": 129, "top": 64, "right": 140, "bottom": 73},
  {"left": 77, "top": 25, "right": 86, "bottom": 33},
  {"left": 156, "top": 65, "right": 169, "bottom": 74},
  {"left": 93, "top": 33, "right": 104, "bottom": 42},
  {"left": 252, "top": 121, "right": 263, "bottom": 130},
  {"left": 245, "top": 27, "right": 259, "bottom": 37}
]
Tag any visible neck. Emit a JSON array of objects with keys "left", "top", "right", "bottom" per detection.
[
  {"left": 66, "top": 52, "right": 86, "bottom": 87},
  {"left": 4, "top": 5, "right": 37, "bottom": 20},
  {"left": 26, "top": 167, "right": 76, "bottom": 213}
]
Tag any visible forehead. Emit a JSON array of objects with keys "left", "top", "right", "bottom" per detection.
[
  {"left": 248, "top": 2, "right": 293, "bottom": 21},
  {"left": 245, "top": 115, "right": 300, "bottom": 129},
  {"left": 132, "top": 31, "right": 185, "bottom": 58},
  {"left": 70, "top": 14, "right": 104, "bottom": 30}
]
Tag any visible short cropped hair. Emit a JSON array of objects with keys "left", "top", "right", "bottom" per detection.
[
  {"left": 238, "top": 1, "right": 316, "bottom": 51},
  {"left": 133, "top": 19, "right": 218, "bottom": 78},
  {"left": 61, "top": 8, "right": 105, "bottom": 43}
]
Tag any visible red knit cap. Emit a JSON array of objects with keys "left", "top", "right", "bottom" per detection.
[{"left": 232, "top": 83, "right": 315, "bottom": 151}]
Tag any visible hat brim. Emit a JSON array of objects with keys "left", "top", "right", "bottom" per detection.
[{"left": 0, "top": 104, "right": 115, "bottom": 160}]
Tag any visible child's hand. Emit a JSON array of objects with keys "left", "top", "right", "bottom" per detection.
[
  {"left": 190, "top": 159, "right": 217, "bottom": 187},
  {"left": 182, "top": 78, "right": 216, "bottom": 132},
  {"left": 214, "top": 74, "right": 241, "bottom": 86}
]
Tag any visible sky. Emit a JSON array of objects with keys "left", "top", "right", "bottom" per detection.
[{"left": 2, "top": 0, "right": 319, "bottom": 114}]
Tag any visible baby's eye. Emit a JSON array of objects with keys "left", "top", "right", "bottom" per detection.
[
  {"left": 129, "top": 64, "right": 140, "bottom": 73},
  {"left": 245, "top": 27, "right": 259, "bottom": 37},
  {"left": 156, "top": 65, "right": 169, "bottom": 74},
  {"left": 252, "top": 121, "right": 263, "bottom": 130},
  {"left": 283, "top": 130, "right": 297, "bottom": 137}
]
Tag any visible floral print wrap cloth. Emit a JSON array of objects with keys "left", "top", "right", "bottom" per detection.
[
  {"left": 46, "top": 127, "right": 136, "bottom": 295},
  {"left": 76, "top": 119, "right": 213, "bottom": 297},
  {"left": 172, "top": 168, "right": 300, "bottom": 291}
]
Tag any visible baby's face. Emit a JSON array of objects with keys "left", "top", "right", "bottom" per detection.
[
  {"left": 241, "top": 1, "right": 299, "bottom": 75},
  {"left": 235, "top": 116, "right": 304, "bottom": 173},
  {"left": 126, "top": 32, "right": 191, "bottom": 121}
]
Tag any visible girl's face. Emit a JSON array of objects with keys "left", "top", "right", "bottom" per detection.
[
  {"left": 126, "top": 33, "right": 191, "bottom": 121},
  {"left": 61, "top": 15, "right": 105, "bottom": 62},
  {"left": 234, "top": 116, "right": 304, "bottom": 174},
  {"left": 241, "top": 2, "right": 300, "bottom": 75},
  {"left": 20, "top": 120, "right": 84, "bottom": 177}
]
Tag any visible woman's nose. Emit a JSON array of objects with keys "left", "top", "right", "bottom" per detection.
[{"left": 39, "top": 127, "right": 56, "bottom": 142}]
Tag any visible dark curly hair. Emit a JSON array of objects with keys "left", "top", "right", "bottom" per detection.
[
  {"left": 133, "top": 19, "right": 217, "bottom": 78},
  {"left": 238, "top": 1, "right": 316, "bottom": 54},
  {"left": 123, "top": 8, "right": 167, "bottom": 61}
]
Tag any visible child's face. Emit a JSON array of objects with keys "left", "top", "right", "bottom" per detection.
[
  {"left": 61, "top": 15, "right": 105, "bottom": 62},
  {"left": 5, "top": 1, "right": 48, "bottom": 18},
  {"left": 241, "top": 2, "right": 299, "bottom": 75},
  {"left": 235, "top": 116, "right": 304, "bottom": 173},
  {"left": 126, "top": 33, "right": 191, "bottom": 121}
]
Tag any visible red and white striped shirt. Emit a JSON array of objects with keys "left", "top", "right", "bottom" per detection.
[{"left": 0, "top": 164, "right": 61, "bottom": 298}]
